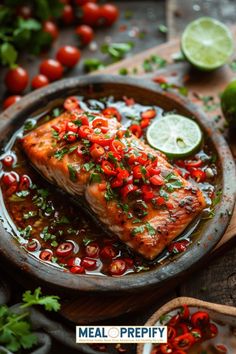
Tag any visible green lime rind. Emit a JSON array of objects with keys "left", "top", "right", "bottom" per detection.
[
  {"left": 181, "top": 17, "right": 234, "bottom": 71},
  {"left": 221, "top": 80, "right": 236, "bottom": 128},
  {"left": 146, "top": 114, "right": 202, "bottom": 158}
]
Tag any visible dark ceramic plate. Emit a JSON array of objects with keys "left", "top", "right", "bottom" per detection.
[{"left": 0, "top": 75, "right": 235, "bottom": 294}]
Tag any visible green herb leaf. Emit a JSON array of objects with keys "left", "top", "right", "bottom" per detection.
[
  {"left": 0, "top": 42, "right": 17, "bottom": 67},
  {"left": 22, "top": 287, "right": 60, "bottom": 311},
  {"left": 67, "top": 164, "right": 77, "bottom": 182}
]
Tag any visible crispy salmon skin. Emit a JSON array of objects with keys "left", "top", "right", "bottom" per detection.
[{"left": 22, "top": 108, "right": 206, "bottom": 260}]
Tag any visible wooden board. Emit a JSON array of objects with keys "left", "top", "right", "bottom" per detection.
[{"left": 57, "top": 32, "right": 236, "bottom": 325}]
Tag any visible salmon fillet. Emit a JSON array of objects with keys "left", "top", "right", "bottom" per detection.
[{"left": 21, "top": 109, "right": 206, "bottom": 260}]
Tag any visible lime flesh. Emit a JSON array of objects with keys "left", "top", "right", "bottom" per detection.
[
  {"left": 181, "top": 17, "right": 233, "bottom": 71},
  {"left": 146, "top": 114, "right": 202, "bottom": 158}
]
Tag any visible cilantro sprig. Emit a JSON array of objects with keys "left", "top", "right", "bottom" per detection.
[{"left": 0, "top": 287, "right": 60, "bottom": 352}]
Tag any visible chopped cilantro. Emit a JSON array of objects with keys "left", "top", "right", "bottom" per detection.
[
  {"left": 131, "top": 225, "right": 145, "bottom": 236},
  {"left": 89, "top": 173, "right": 101, "bottom": 184},
  {"left": 19, "top": 225, "right": 32, "bottom": 239},
  {"left": 83, "top": 161, "right": 95, "bottom": 171},
  {"left": 23, "top": 211, "right": 37, "bottom": 220},
  {"left": 67, "top": 164, "right": 77, "bottom": 182},
  {"left": 146, "top": 222, "right": 156, "bottom": 236}
]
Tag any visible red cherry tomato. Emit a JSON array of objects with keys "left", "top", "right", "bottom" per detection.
[
  {"left": 5, "top": 67, "right": 29, "bottom": 94},
  {"left": 39, "top": 250, "right": 53, "bottom": 261},
  {"left": 19, "top": 174, "right": 31, "bottom": 190},
  {"left": 99, "top": 4, "right": 119, "bottom": 26},
  {"left": 64, "top": 96, "right": 80, "bottom": 111},
  {"left": 1, "top": 155, "right": 14, "bottom": 167},
  {"left": 2, "top": 172, "right": 18, "bottom": 186},
  {"left": 172, "top": 333, "right": 195, "bottom": 350},
  {"left": 42, "top": 21, "right": 58, "bottom": 40},
  {"left": 62, "top": 4, "right": 75, "bottom": 24},
  {"left": 70, "top": 265, "right": 85, "bottom": 274},
  {"left": 56, "top": 242, "right": 74, "bottom": 257},
  {"left": 56, "top": 46, "right": 81, "bottom": 68},
  {"left": 81, "top": 257, "right": 98, "bottom": 270},
  {"left": 16, "top": 5, "right": 32, "bottom": 19},
  {"left": 100, "top": 245, "right": 117, "bottom": 260},
  {"left": 109, "top": 259, "right": 127, "bottom": 276},
  {"left": 85, "top": 242, "right": 100, "bottom": 258},
  {"left": 81, "top": 3, "right": 100, "bottom": 26},
  {"left": 31, "top": 74, "right": 49, "bottom": 89},
  {"left": 3, "top": 95, "right": 21, "bottom": 110},
  {"left": 191, "top": 311, "right": 210, "bottom": 328},
  {"left": 40, "top": 59, "right": 63, "bottom": 81},
  {"left": 129, "top": 124, "right": 142, "bottom": 138},
  {"left": 26, "top": 239, "right": 39, "bottom": 252},
  {"left": 102, "top": 107, "right": 122, "bottom": 122},
  {"left": 75, "top": 25, "right": 94, "bottom": 45}
]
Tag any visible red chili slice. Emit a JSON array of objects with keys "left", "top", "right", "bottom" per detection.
[
  {"left": 205, "top": 323, "right": 218, "bottom": 339},
  {"left": 2, "top": 155, "right": 14, "bottom": 167},
  {"left": 78, "top": 125, "right": 94, "bottom": 138},
  {"left": 81, "top": 257, "right": 98, "bottom": 270},
  {"left": 111, "top": 177, "right": 123, "bottom": 188},
  {"left": 141, "top": 109, "right": 156, "bottom": 120},
  {"left": 66, "top": 131, "right": 77, "bottom": 143},
  {"left": 6, "top": 184, "right": 18, "bottom": 196},
  {"left": 2, "top": 172, "right": 18, "bottom": 186},
  {"left": 89, "top": 133, "right": 114, "bottom": 146},
  {"left": 100, "top": 245, "right": 117, "bottom": 260},
  {"left": 185, "top": 159, "right": 202, "bottom": 169},
  {"left": 141, "top": 185, "right": 154, "bottom": 201},
  {"left": 190, "top": 169, "right": 206, "bottom": 182},
  {"left": 190, "top": 328, "right": 202, "bottom": 342},
  {"left": 167, "top": 326, "right": 177, "bottom": 341},
  {"left": 153, "top": 76, "right": 167, "bottom": 84},
  {"left": 110, "top": 140, "right": 125, "bottom": 155},
  {"left": 92, "top": 117, "right": 109, "bottom": 129},
  {"left": 214, "top": 344, "right": 228, "bottom": 353},
  {"left": 150, "top": 175, "right": 164, "bottom": 186},
  {"left": 70, "top": 265, "right": 85, "bottom": 274},
  {"left": 64, "top": 96, "right": 79, "bottom": 111},
  {"left": 168, "top": 240, "right": 190, "bottom": 255},
  {"left": 171, "top": 351, "right": 187, "bottom": 354},
  {"left": 90, "top": 143, "right": 105, "bottom": 160},
  {"left": 19, "top": 174, "right": 31, "bottom": 190},
  {"left": 172, "top": 333, "right": 195, "bottom": 350},
  {"left": 179, "top": 304, "right": 190, "bottom": 320},
  {"left": 26, "top": 239, "right": 39, "bottom": 252},
  {"left": 123, "top": 96, "right": 135, "bottom": 106},
  {"left": 137, "top": 152, "right": 148, "bottom": 164},
  {"left": 140, "top": 118, "right": 151, "bottom": 129},
  {"left": 72, "top": 114, "right": 89, "bottom": 126},
  {"left": 132, "top": 165, "right": 143, "bottom": 179},
  {"left": 155, "top": 196, "right": 165, "bottom": 206},
  {"left": 109, "top": 259, "right": 127, "bottom": 276},
  {"left": 129, "top": 124, "right": 142, "bottom": 138},
  {"left": 101, "top": 160, "right": 117, "bottom": 176},
  {"left": 120, "top": 184, "right": 138, "bottom": 199},
  {"left": 102, "top": 107, "right": 122, "bottom": 122},
  {"left": 67, "top": 257, "right": 81, "bottom": 267},
  {"left": 191, "top": 311, "right": 210, "bottom": 328},
  {"left": 85, "top": 242, "right": 100, "bottom": 258},
  {"left": 159, "top": 343, "right": 174, "bottom": 353},
  {"left": 66, "top": 121, "right": 78, "bottom": 133},
  {"left": 116, "top": 168, "right": 129, "bottom": 180},
  {"left": 176, "top": 323, "right": 189, "bottom": 336},
  {"left": 168, "top": 314, "right": 181, "bottom": 327},
  {"left": 56, "top": 242, "right": 74, "bottom": 257},
  {"left": 39, "top": 250, "right": 53, "bottom": 261}
]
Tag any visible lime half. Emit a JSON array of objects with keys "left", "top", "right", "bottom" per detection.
[
  {"left": 146, "top": 114, "right": 202, "bottom": 158},
  {"left": 181, "top": 17, "right": 233, "bottom": 71}
]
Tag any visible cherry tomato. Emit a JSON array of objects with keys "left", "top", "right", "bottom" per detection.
[
  {"left": 90, "top": 143, "right": 105, "bottom": 160},
  {"left": 85, "top": 242, "right": 100, "bottom": 258},
  {"left": 56, "top": 46, "right": 81, "bottom": 68},
  {"left": 70, "top": 265, "right": 85, "bottom": 274},
  {"left": 99, "top": 4, "right": 119, "bottom": 26},
  {"left": 40, "top": 59, "right": 63, "bottom": 81},
  {"left": 129, "top": 124, "right": 142, "bottom": 138},
  {"left": 141, "top": 109, "right": 156, "bottom": 120},
  {"left": 172, "top": 333, "right": 195, "bottom": 350},
  {"left": 102, "top": 107, "right": 122, "bottom": 122},
  {"left": 109, "top": 259, "right": 127, "bottom": 276},
  {"left": 81, "top": 257, "right": 98, "bottom": 270},
  {"left": 150, "top": 175, "right": 164, "bottom": 186},
  {"left": 16, "top": 5, "right": 32, "bottom": 19},
  {"left": 19, "top": 174, "right": 31, "bottom": 190},
  {"left": 3, "top": 95, "right": 21, "bottom": 110},
  {"left": 39, "top": 250, "right": 53, "bottom": 261},
  {"left": 100, "top": 245, "right": 117, "bottom": 260},
  {"left": 42, "top": 21, "right": 59, "bottom": 40},
  {"left": 2, "top": 172, "right": 18, "bottom": 186},
  {"left": 168, "top": 240, "right": 190, "bottom": 255},
  {"left": 56, "top": 242, "right": 74, "bottom": 257},
  {"left": 75, "top": 25, "right": 94, "bottom": 45},
  {"left": 62, "top": 4, "right": 75, "bottom": 24},
  {"left": 31, "top": 74, "right": 49, "bottom": 89},
  {"left": 1, "top": 155, "right": 14, "bottom": 167},
  {"left": 5, "top": 66, "right": 29, "bottom": 94},
  {"left": 64, "top": 96, "right": 80, "bottom": 110},
  {"left": 81, "top": 3, "right": 100, "bottom": 26},
  {"left": 191, "top": 311, "right": 209, "bottom": 328},
  {"left": 26, "top": 239, "right": 39, "bottom": 252}
]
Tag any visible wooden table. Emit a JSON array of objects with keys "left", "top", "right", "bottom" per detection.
[{"left": 0, "top": 1, "right": 236, "bottom": 353}]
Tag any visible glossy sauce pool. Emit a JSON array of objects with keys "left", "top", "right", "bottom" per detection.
[{"left": 0, "top": 96, "right": 219, "bottom": 277}]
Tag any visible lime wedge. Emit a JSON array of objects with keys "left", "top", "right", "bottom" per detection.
[
  {"left": 146, "top": 114, "right": 202, "bottom": 158},
  {"left": 181, "top": 17, "right": 233, "bottom": 71}
]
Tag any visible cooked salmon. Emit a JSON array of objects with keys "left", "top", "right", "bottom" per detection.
[{"left": 22, "top": 108, "right": 206, "bottom": 260}]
